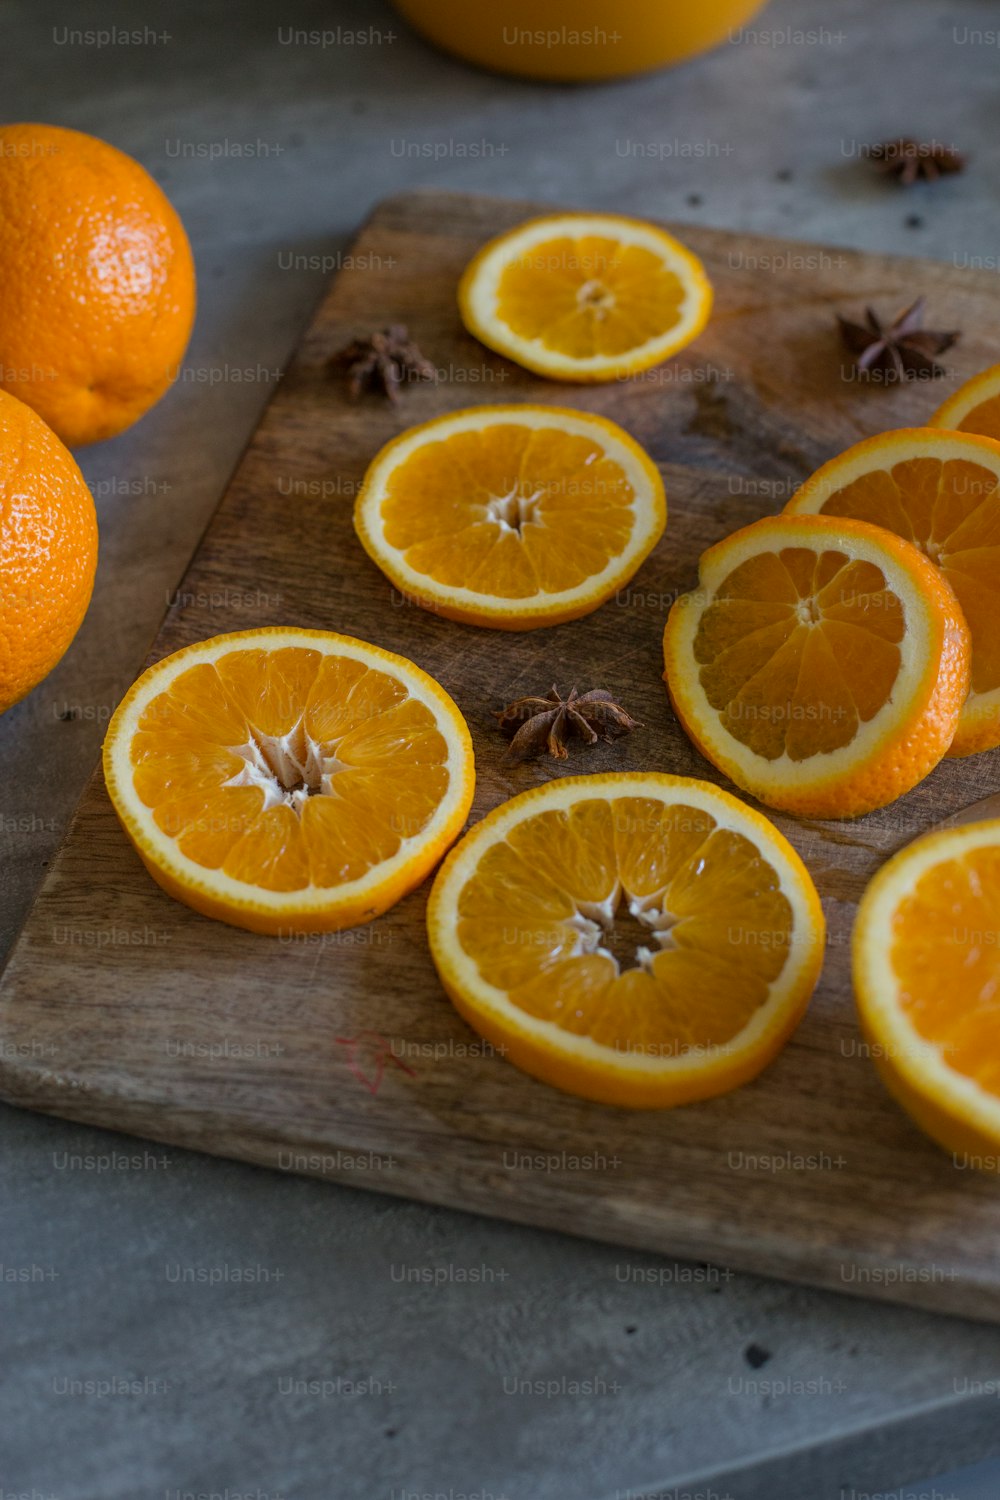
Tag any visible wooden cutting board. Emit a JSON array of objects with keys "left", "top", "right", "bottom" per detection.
[{"left": 5, "top": 189, "right": 1000, "bottom": 1322}]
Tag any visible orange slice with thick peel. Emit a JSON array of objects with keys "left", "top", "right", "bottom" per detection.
[
  {"left": 103, "top": 628, "right": 475, "bottom": 935},
  {"left": 854, "top": 819, "right": 1000, "bottom": 1163},
  {"left": 933, "top": 363, "right": 1000, "bottom": 442},
  {"left": 353, "top": 404, "right": 665, "bottom": 630},
  {"left": 458, "top": 213, "right": 712, "bottom": 382},
  {"left": 427, "top": 773, "right": 824, "bottom": 1109},
  {"left": 786, "top": 427, "right": 1000, "bottom": 755},
  {"left": 663, "top": 514, "right": 970, "bottom": 820}
]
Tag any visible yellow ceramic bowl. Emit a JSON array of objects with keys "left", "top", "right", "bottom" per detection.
[{"left": 393, "top": 0, "right": 769, "bottom": 81}]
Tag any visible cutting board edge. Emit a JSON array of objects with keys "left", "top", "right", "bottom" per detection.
[{"left": 1, "top": 1074, "right": 997, "bottom": 1325}]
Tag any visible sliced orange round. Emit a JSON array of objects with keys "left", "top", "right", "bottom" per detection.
[
  {"left": 786, "top": 427, "right": 1000, "bottom": 755},
  {"left": 103, "top": 628, "right": 475, "bottom": 935},
  {"left": 428, "top": 773, "right": 824, "bottom": 1109},
  {"left": 663, "top": 514, "right": 970, "bottom": 819},
  {"left": 854, "top": 819, "right": 1000, "bottom": 1162},
  {"left": 353, "top": 404, "right": 665, "bottom": 630},
  {"left": 932, "top": 363, "right": 1000, "bottom": 442},
  {"left": 458, "top": 213, "right": 712, "bottom": 382}
]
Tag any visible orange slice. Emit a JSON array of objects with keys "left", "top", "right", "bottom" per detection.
[
  {"left": 786, "top": 427, "right": 1000, "bottom": 755},
  {"left": 662, "top": 514, "right": 970, "bottom": 819},
  {"left": 103, "top": 628, "right": 475, "bottom": 935},
  {"left": 458, "top": 213, "right": 712, "bottom": 382},
  {"left": 933, "top": 363, "right": 1000, "bottom": 442},
  {"left": 854, "top": 819, "right": 1000, "bottom": 1162},
  {"left": 353, "top": 404, "right": 665, "bottom": 630},
  {"left": 427, "top": 772, "right": 824, "bottom": 1109}
]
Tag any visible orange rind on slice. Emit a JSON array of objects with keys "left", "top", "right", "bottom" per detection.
[
  {"left": 854, "top": 819, "right": 1000, "bottom": 1163},
  {"left": 354, "top": 403, "right": 666, "bottom": 630},
  {"left": 103, "top": 627, "right": 475, "bottom": 935},
  {"left": 427, "top": 772, "right": 824, "bottom": 1109},
  {"left": 933, "top": 363, "right": 1000, "bottom": 444},
  {"left": 458, "top": 213, "right": 712, "bottom": 382}
]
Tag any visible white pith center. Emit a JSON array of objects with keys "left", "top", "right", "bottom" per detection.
[
  {"left": 566, "top": 883, "right": 678, "bottom": 974},
  {"left": 485, "top": 485, "right": 545, "bottom": 534},
  {"left": 795, "top": 597, "right": 821, "bottom": 625},
  {"left": 577, "top": 279, "right": 615, "bottom": 318},
  {"left": 223, "top": 717, "right": 347, "bottom": 815}
]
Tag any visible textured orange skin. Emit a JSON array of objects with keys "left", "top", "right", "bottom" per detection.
[
  {"left": 662, "top": 516, "right": 972, "bottom": 820},
  {"left": 0, "top": 123, "right": 196, "bottom": 446},
  {"left": 0, "top": 389, "right": 98, "bottom": 713}
]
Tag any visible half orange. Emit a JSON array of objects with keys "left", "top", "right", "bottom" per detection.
[{"left": 663, "top": 514, "right": 970, "bottom": 818}]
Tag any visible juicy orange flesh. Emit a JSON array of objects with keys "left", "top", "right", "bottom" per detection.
[
  {"left": 955, "top": 396, "right": 1000, "bottom": 443},
  {"left": 891, "top": 846, "right": 1000, "bottom": 1092},
  {"left": 380, "top": 423, "right": 638, "bottom": 598},
  {"left": 455, "top": 797, "right": 792, "bottom": 1054},
  {"left": 813, "top": 456, "right": 1000, "bottom": 696},
  {"left": 693, "top": 547, "right": 905, "bottom": 761},
  {"left": 130, "top": 647, "right": 449, "bottom": 893},
  {"left": 494, "top": 236, "right": 686, "bottom": 358}
]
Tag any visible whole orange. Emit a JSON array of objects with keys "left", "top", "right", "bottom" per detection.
[
  {"left": 0, "top": 123, "right": 196, "bottom": 446},
  {"left": 0, "top": 389, "right": 98, "bottom": 713}
]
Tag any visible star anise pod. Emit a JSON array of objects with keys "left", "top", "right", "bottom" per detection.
[
  {"left": 837, "top": 298, "right": 959, "bottom": 382},
  {"left": 496, "top": 686, "right": 641, "bottom": 764},
  {"left": 328, "top": 324, "right": 437, "bottom": 402},
  {"left": 868, "top": 138, "right": 966, "bottom": 187}
]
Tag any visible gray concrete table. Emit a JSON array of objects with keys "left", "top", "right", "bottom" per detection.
[{"left": 4, "top": 2, "right": 1000, "bottom": 1495}]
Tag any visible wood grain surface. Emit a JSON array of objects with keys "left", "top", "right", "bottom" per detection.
[{"left": 4, "top": 189, "right": 1000, "bottom": 1322}]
